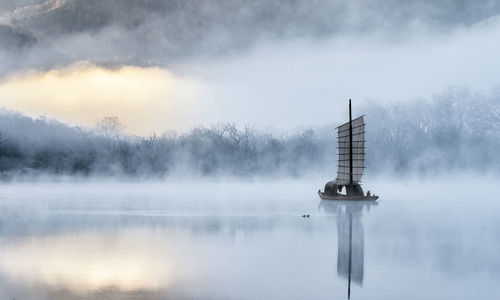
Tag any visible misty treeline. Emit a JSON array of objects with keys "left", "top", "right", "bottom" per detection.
[{"left": 0, "top": 88, "right": 499, "bottom": 179}]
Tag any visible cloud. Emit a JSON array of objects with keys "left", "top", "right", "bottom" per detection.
[
  {"left": 1, "top": 0, "right": 500, "bottom": 76},
  {"left": 184, "top": 18, "right": 500, "bottom": 128},
  {"left": 3, "top": 15, "right": 500, "bottom": 133},
  {"left": 0, "top": 64, "right": 200, "bottom": 135},
  {"left": 1, "top": 1, "right": 500, "bottom": 132}
]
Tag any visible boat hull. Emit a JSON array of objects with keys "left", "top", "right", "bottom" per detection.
[{"left": 318, "top": 191, "right": 378, "bottom": 201}]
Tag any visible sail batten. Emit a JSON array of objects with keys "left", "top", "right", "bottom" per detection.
[{"left": 336, "top": 115, "right": 366, "bottom": 185}]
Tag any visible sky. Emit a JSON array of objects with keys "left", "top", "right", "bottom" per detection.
[{"left": 1, "top": 0, "right": 500, "bottom": 135}]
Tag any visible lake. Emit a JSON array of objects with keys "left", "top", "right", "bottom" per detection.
[{"left": 0, "top": 178, "right": 499, "bottom": 299}]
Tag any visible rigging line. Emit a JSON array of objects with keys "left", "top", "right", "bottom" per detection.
[
  {"left": 338, "top": 132, "right": 366, "bottom": 138},
  {"left": 337, "top": 146, "right": 366, "bottom": 149},
  {"left": 338, "top": 159, "right": 365, "bottom": 161}
]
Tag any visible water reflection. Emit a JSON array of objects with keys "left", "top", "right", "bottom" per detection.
[
  {"left": 0, "top": 208, "right": 316, "bottom": 300},
  {"left": 0, "top": 230, "right": 172, "bottom": 294},
  {"left": 319, "top": 200, "right": 376, "bottom": 299}
]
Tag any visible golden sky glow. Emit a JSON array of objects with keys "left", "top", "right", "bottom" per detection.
[{"left": 0, "top": 64, "right": 199, "bottom": 135}]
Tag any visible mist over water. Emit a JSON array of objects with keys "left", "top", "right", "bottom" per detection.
[{"left": 0, "top": 178, "right": 499, "bottom": 299}]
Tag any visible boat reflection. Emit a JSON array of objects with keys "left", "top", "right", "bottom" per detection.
[{"left": 319, "top": 200, "right": 377, "bottom": 299}]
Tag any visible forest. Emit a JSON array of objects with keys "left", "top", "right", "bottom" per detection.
[{"left": 0, "top": 88, "right": 499, "bottom": 179}]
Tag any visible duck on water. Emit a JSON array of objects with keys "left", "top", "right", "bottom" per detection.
[{"left": 318, "top": 99, "right": 378, "bottom": 201}]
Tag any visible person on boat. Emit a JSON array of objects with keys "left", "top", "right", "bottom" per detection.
[{"left": 323, "top": 181, "right": 347, "bottom": 196}]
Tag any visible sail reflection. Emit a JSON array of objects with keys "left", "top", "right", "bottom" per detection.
[{"left": 319, "top": 200, "right": 376, "bottom": 299}]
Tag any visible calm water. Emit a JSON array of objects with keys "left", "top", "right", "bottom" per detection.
[{"left": 0, "top": 179, "right": 499, "bottom": 299}]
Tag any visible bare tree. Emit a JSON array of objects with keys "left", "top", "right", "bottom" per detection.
[
  {"left": 96, "top": 116, "right": 124, "bottom": 139},
  {"left": 141, "top": 132, "right": 157, "bottom": 153}
]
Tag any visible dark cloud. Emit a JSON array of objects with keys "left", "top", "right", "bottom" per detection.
[
  {"left": 1, "top": 0, "right": 500, "bottom": 75},
  {"left": 0, "top": 24, "right": 36, "bottom": 50}
]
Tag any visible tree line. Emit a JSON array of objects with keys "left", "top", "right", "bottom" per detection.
[{"left": 0, "top": 88, "right": 498, "bottom": 179}]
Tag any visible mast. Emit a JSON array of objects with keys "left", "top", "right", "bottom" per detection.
[{"left": 349, "top": 99, "right": 353, "bottom": 186}]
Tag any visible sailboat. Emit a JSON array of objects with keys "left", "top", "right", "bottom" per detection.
[{"left": 318, "top": 100, "right": 378, "bottom": 201}]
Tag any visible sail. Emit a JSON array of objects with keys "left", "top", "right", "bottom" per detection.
[{"left": 336, "top": 116, "right": 365, "bottom": 185}]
